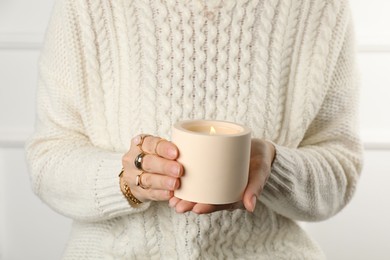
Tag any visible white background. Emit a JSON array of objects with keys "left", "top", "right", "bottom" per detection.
[{"left": 1, "top": 0, "right": 390, "bottom": 259}]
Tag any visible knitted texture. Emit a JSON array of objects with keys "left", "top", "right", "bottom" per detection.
[{"left": 26, "top": 0, "right": 363, "bottom": 259}]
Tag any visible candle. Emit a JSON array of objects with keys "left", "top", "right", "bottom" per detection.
[{"left": 172, "top": 120, "right": 251, "bottom": 204}]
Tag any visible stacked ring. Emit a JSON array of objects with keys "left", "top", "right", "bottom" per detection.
[
  {"left": 136, "top": 171, "right": 149, "bottom": 189},
  {"left": 132, "top": 135, "right": 166, "bottom": 191},
  {"left": 135, "top": 174, "right": 141, "bottom": 186},
  {"left": 136, "top": 135, "right": 151, "bottom": 152}
]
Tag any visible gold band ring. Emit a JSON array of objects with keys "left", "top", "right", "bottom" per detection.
[
  {"left": 135, "top": 173, "right": 141, "bottom": 186},
  {"left": 137, "top": 171, "right": 149, "bottom": 189},
  {"left": 137, "top": 134, "right": 151, "bottom": 152},
  {"left": 135, "top": 171, "right": 145, "bottom": 187}
]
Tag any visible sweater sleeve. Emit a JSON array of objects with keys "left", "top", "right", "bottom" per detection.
[
  {"left": 25, "top": 0, "right": 151, "bottom": 222},
  {"left": 260, "top": 16, "right": 363, "bottom": 222}
]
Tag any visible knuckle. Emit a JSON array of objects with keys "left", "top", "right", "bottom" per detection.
[
  {"left": 151, "top": 190, "right": 166, "bottom": 201},
  {"left": 150, "top": 190, "right": 168, "bottom": 201},
  {"left": 148, "top": 191, "right": 157, "bottom": 201},
  {"left": 160, "top": 177, "right": 167, "bottom": 188},
  {"left": 143, "top": 136, "right": 157, "bottom": 153},
  {"left": 122, "top": 153, "right": 131, "bottom": 166},
  {"left": 142, "top": 155, "right": 153, "bottom": 171},
  {"left": 162, "top": 190, "right": 171, "bottom": 200},
  {"left": 143, "top": 174, "right": 151, "bottom": 187},
  {"left": 130, "top": 136, "right": 137, "bottom": 145}
]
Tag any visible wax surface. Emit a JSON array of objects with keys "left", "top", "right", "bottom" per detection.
[{"left": 185, "top": 125, "right": 240, "bottom": 135}]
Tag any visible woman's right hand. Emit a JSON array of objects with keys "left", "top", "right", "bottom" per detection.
[{"left": 121, "top": 135, "right": 183, "bottom": 202}]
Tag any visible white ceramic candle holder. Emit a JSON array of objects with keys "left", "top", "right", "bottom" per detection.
[{"left": 172, "top": 120, "right": 251, "bottom": 204}]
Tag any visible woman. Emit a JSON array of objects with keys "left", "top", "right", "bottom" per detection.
[{"left": 26, "top": 0, "right": 363, "bottom": 259}]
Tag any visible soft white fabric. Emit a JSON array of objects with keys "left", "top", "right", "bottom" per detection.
[{"left": 26, "top": 0, "right": 363, "bottom": 259}]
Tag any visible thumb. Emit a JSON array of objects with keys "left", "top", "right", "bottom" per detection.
[
  {"left": 242, "top": 170, "right": 262, "bottom": 212},
  {"left": 243, "top": 161, "right": 272, "bottom": 212},
  {"left": 243, "top": 140, "right": 274, "bottom": 212}
]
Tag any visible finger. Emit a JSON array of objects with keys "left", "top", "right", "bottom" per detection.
[
  {"left": 242, "top": 172, "right": 261, "bottom": 212},
  {"left": 192, "top": 204, "right": 219, "bottom": 214},
  {"left": 136, "top": 172, "right": 180, "bottom": 191},
  {"left": 130, "top": 134, "right": 151, "bottom": 151},
  {"left": 141, "top": 154, "right": 182, "bottom": 177},
  {"left": 174, "top": 200, "right": 196, "bottom": 213},
  {"left": 131, "top": 135, "right": 142, "bottom": 148},
  {"left": 192, "top": 202, "right": 243, "bottom": 214},
  {"left": 137, "top": 189, "right": 173, "bottom": 202},
  {"left": 119, "top": 169, "right": 173, "bottom": 202},
  {"left": 169, "top": 197, "right": 181, "bottom": 208},
  {"left": 122, "top": 136, "right": 144, "bottom": 169},
  {"left": 141, "top": 136, "right": 179, "bottom": 160},
  {"left": 243, "top": 162, "right": 270, "bottom": 212}
]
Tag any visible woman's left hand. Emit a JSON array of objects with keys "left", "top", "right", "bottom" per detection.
[{"left": 169, "top": 139, "right": 276, "bottom": 214}]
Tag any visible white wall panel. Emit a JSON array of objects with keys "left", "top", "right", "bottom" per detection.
[
  {"left": 0, "top": 2, "right": 64, "bottom": 259},
  {"left": 358, "top": 53, "right": 390, "bottom": 145},
  {"left": 0, "top": 0, "right": 54, "bottom": 34},
  {"left": 0, "top": 148, "right": 71, "bottom": 260},
  {"left": 351, "top": 0, "right": 390, "bottom": 46},
  {"left": 0, "top": 0, "right": 54, "bottom": 50},
  {"left": 0, "top": 50, "right": 39, "bottom": 146},
  {"left": 0, "top": 151, "right": 4, "bottom": 260}
]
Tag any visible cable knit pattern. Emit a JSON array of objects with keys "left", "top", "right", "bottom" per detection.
[{"left": 26, "top": 0, "right": 363, "bottom": 259}]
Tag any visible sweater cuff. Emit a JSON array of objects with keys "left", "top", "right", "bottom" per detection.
[
  {"left": 95, "top": 152, "right": 151, "bottom": 218},
  {"left": 261, "top": 144, "right": 296, "bottom": 202}
]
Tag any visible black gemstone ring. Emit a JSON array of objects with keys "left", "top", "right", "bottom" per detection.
[{"left": 134, "top": 152, "right": 146, "bottom": 171}]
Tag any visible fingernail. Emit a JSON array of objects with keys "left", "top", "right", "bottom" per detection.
[
  {"left": 168, "top": 179, "right": 176, "bottom": 189},
  {"left": 133, "top": 135, "right": 140, "bottom": 145},
  {"left": 171, "top": 165, "right": 181, "bottom": 177},
  {"left": 250, "top": 196, "right": 257, "bottom": 212}
]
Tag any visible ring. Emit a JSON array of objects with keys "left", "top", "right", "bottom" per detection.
[
  {"left": 118, "top": 168, "right": 142, "bottom": 207},
  {"left": 135, "top": 173, "right": 141, "bottom": 186},
  {"left": 134, "top": 152, "right": 146, "bottom": 171},
  {"left": 154, "top": 138, "right": 166, "bottom": 155},
  {"left": 136, "top": 134, "right": 151, "bottom": 152},
  {"left": 137, "top": 171, "right": 149, "bottom": 189}
]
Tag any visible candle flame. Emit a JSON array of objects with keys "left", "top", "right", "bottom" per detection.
[{"left": 210, "top": 126, "right": 216, "bottom": 135}]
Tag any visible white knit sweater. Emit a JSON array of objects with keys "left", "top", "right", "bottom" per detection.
[{"left": 26, "top": 0, "right": 363, "bottom": 259}]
